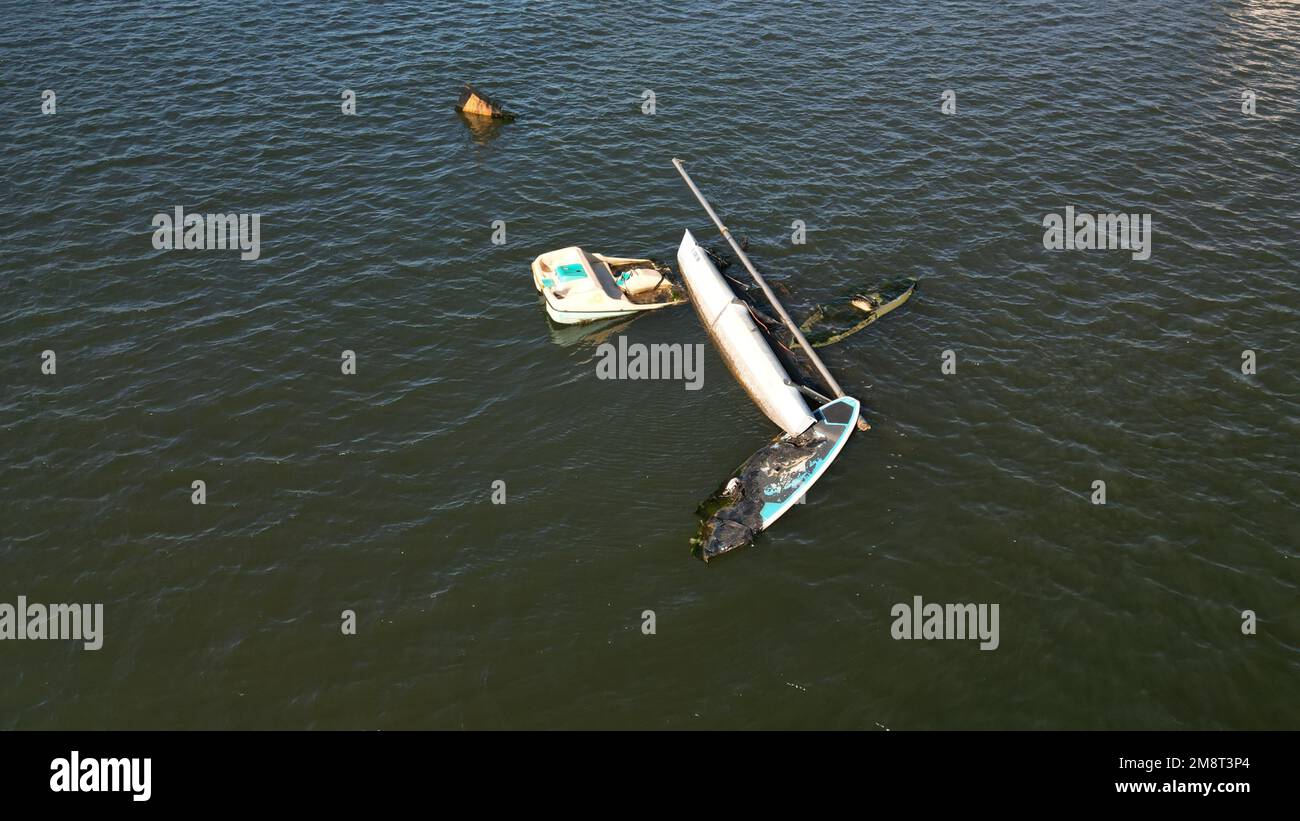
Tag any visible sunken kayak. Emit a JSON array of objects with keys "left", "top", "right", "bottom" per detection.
[{"left": 676, "top": 230, "right": 815, "bottom": 436}]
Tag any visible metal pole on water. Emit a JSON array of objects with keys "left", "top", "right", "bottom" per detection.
[{"left": 671, "top": 157, "right": 847, "bottom": 400}]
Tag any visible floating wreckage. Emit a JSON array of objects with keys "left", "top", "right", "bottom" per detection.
[
  {"left": 455, "top": 83, "right": 515, "bottom": 144},
  {"left": 678, "top": 227, "right": 859, "bottom": 561},
  {"left": 672, "top": 158, "right": 913, "bottom": 561},
  {"left": 455, "top": 83, "right": 515, "bottom": 120},
  {"left": 797, "top": 279, "right": 917, "bottom": 349},
  {"left": 531, "top": 247, "right": 685, "bottom": 325}
]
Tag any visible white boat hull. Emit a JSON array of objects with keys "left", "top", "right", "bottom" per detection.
[
  {"left": 676, "top": 230, "right": 815, "bottom": 436},
  {"left": 544, "top": 303, "right": 642, "bottom": 325}
]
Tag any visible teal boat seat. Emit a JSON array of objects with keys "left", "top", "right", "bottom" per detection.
[{"left": 556, "top": 263, "right": 587, "bottom": 281}]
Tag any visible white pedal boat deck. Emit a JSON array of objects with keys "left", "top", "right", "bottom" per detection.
[{"left": 531, "top": 246, "right": 685, "bottom": 325}]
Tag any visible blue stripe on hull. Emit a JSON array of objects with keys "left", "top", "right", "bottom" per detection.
[{"left": 758, "top": 396, "right": 859, "bottom": 530}]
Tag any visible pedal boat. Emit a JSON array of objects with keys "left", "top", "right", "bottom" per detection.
[{"left": 531, "top": 246, "right": 685, "bottom": 325}]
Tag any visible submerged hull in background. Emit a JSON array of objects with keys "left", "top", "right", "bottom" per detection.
[{"left": 455, "top": 83, "right": 515, "bottom": 120}]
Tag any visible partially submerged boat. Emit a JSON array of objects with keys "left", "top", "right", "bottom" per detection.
[
  {"left": 677, "top": 226, "right": 860, "bottom": 561},
  {"left": 531, "top": 246, "right": 685, "bottom": 325},
  {"left": 677, "top": 230, "right": 815, "bottom": 436},
  {"left": 798, "top": 279, "right": 918, "bottom": 348},
  {"left": 455, "top": 83, "right": 514, "bottom": 120},
  {"left": 693, "top": 394, "right": 860, "bottom": 559}
]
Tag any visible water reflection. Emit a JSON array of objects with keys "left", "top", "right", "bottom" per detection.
[
  {"left": 457, "top": 110, "right": 509, "bottom": 145},
  {"left": 545, "top": 313, "right": 636, "bottom": 348}
]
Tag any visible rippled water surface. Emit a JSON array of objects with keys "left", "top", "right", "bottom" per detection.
[{"left": 2, "top": 0, "right": 1297, "bottom": 728}]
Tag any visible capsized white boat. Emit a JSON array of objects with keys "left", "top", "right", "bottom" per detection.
[
  {"left": 531, "top": 246, "right": 685, "bottom": 325},
  {"left": 676, "top": 230, "right": 815, "bottom": 436},
  {"left": 678, "top": 228, "right": 860, "bottom": 561}
]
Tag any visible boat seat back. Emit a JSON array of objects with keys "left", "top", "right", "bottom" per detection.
[
  {"left": 580, "top": 252, "right": 625, "bottom": 300},
  {"left": 616, "top": 268, "right": 664, "bottom": 295}
]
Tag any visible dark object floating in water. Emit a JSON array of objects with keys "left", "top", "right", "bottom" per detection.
[
  {"left": 456, "top": 83, "right": 515, "bottom": 121},
  {"left": 796, "top": 278, "right": 918, "bottom": 348},
  {"left": 701, "top": 236, "right": 747, "bottom": 272}
]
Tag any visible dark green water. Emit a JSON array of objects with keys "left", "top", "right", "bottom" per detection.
[{"left": 2, "top": 0, "right": 1297, "bottom": 728}]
